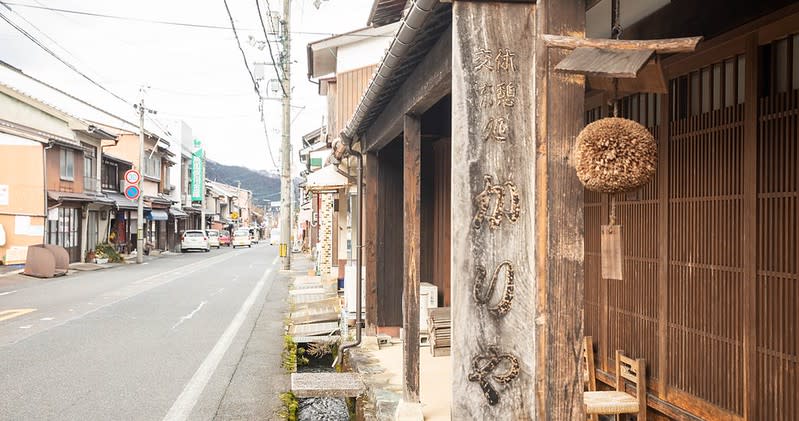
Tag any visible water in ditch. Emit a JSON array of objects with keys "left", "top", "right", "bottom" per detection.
[{"left": 296, "top": 353, "right": 351, "bottom": 421}]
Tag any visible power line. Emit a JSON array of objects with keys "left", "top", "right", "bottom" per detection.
[
  {"left": 2, "top": 2, "right": 394, "bottom": 38},
  {"left": 222, "top": 0, "right": 277, "bottom": 170},
  {"left": 255, "top": 0, "right": 286, "bottom": 96},
  {"left": 260, "top": 107, "right": 278, "bottom": 168},
  {"left": 222, "top": 0, "right": 260, "bottom": 100},
  {"left": 0, "top": 4, "right": 132, "bottom": 106}
]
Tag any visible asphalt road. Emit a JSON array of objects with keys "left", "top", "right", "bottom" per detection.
[{"left": 0, "top": 243, "right": 286, "bottom": 421}]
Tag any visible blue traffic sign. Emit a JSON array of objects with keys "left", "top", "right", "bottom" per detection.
[{"left": 124, "top": 185, "right": 141, "bottom": 200}]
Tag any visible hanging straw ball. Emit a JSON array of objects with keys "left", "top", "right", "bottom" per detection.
[{"left": 574, "top": 117, "right": 657, "bottom": 193}]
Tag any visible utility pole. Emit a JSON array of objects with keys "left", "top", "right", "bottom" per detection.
[
  {"left": 136, "top": 98, "right": 145, "bottom": 264},
  {"left": 135, "top": 95, "right": 156, "bottom": 264},
  {"left": 279, "top": 0, "right": 292, "bottom": 270}
]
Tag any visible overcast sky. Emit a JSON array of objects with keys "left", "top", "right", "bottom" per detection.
[{"left": 0, "top": 0, "right": 375, "bottom": 173}]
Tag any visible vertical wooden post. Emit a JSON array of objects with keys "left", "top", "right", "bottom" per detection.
[
  {"left": 535, "top": 1, "right": 586, "bottom": 418},
  {"left": 657, "top": 92, "right": 670, "bottom": 398},
  {"left": 403, "top": 114, "right": 421, "bottom": 403},
  {"left": 451, "top": 1, "right": 585, "bottom": 419},
  {"left": 365, "top": 152, "right": 380, "bottom": 331},
  {"left": 742, "top": 33, "right": 759, "bottom": 421}
]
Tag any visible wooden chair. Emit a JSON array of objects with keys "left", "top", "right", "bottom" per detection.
[
  {"left": 582, "top": 337, "right": 599, "bottom": 421},
  {"left": 583, "top": 349, "right": 647, "bottom": 421}
]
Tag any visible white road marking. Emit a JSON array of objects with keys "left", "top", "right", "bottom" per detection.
[
  {"left": 162, "top": 256, "right": 278, "bottom": 421},
  {"left": 19, "top": 325, "right": 32, "bottom": 329},
  {"left": 0, "top": 290, "right": 18, "bottom": 296},
  {"left": 171, "top": 301, "right": 208, "bottom": 330},
  {"left": 40, "top": 317, "right": 54, "bottom": 321},
  {"left": 2, "top": 249, "right": 246, "bottom": 349}
]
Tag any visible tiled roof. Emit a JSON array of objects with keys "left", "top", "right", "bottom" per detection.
[{"left": 343, "top": 0, "right": 451, "bottom": 139}]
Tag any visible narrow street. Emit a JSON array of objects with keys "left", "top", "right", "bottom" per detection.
[{"left": 0, "top": 244, "right": 288, "bottom": 421}]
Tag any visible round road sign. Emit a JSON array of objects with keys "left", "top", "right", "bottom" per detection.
[
  {"left": 124, "top": 185, "right": 141, "bottom": 200},
  {"left": 124, "top": 169, "right": 141, "bottom": 184}
]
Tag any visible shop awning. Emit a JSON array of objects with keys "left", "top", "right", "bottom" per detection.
[
  {"left": 145, "top": 210, "right": 168, "bottom": 221},
  {"left": 48, "top": 191, "right": 95, "bottom": 203},
  {"left": 169, "top": 207, "right": 188, "bottom": 218},
  {"left": 305, "top": 165, "right": 351, "bottom": 192},
  {"left": 105, "top": 192, "right": 141, "bottom": 210},
  {"left": 144, "top": 195, "right": 173, "bottom": 209}
]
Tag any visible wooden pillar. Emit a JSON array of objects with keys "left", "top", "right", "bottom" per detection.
[
  {"left": 742, "top": 33, "right": 759, "bottom": 421},
  {"left": 656, "top": 91, "right": 670, "bottom": 398},
  {"left": 451, "top": 1, "right": 585, "bottom": 419},
  {"left": 402, "top": 114, "right": 421, "bottom": 403},
  {"left": 365, "top": 152, "right": 380, "bottom": 331}
]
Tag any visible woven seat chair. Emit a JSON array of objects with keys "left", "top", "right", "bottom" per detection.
[{"left": 583, "top": 346, "right": 647, "bottom": 421}]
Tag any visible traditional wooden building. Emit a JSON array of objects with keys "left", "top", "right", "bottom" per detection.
[
  {"left": 306, "top": 22, "right": 397, "bottom": 277},
  {"left": 0, "top": 65, "right": 118, "bottom": 263},
  {"left": 335, "top": 0, "right": 799, "bottom": 419}
]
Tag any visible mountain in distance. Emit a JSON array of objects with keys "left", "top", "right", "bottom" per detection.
[{"left": 205, "top": 160, "right": 280, "bottom": 205}]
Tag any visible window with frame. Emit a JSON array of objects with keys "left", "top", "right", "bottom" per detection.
[
  {"left": 60, "top": 148, "right": 75, "bottom": 180},
  {"left": 101, "top": 160, "right": 119, "bottom": 191},
  {"left": 143, "top": 154, "right": 161, "bottom": 179},
  {"left": 83, "top": 144, "right": 96, "bottom": 191}
]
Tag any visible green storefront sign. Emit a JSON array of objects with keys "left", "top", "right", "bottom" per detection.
[{"left": 190, "top": 139, "right": 204, "bottom": 202}]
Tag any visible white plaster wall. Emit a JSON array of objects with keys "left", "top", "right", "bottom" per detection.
[
  {"left": 336, "top": 35, "right": 394, "bottom": 74},
  {"left": 162, "top": 120, "right": 192, "bottom": 205}
]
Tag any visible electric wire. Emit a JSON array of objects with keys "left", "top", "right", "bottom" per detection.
[
  {"left": 222, "top": 0, "right": 261, "bottom": 100},
  {"left": 1, "top": 2, "right": 393, "bottom": 38},
  {"left": 0, "top": 5, "right": 132, "bottom": 106},
  {"left": 255, "top": 0, "right": 286, "bottom": 96},
  {"left": 221, "top": 0, "right": 277, "bottom": 169}
]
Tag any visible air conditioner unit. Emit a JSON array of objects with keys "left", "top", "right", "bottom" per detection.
[{"left": 419, "top": 282, "right": 438, "bottom": 332}]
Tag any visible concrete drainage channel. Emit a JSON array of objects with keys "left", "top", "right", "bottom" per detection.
[
  {"left": 295, "top": 354, "right": 351, "bottom": 421},
  {"left": 284, "top": 272, "right": 364, "bottom": 420}
]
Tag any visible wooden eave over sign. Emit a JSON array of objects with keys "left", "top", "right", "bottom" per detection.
[{"left": 544, "top": 35, "right": 702, "bottom": 94}]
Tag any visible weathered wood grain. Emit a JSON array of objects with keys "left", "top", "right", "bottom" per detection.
[
  {"left": 364, "top": 152, "right": 379, "bottom": 331},
  {"left": 452, "top": 1, "right": 584, "bottom": 419},
  {"left": 535, "top": 0, "right": 586, "bottom": 420},
  {"left": 402, "top": 113, "right": 421, "bottom": 403},
  {"left": 542, "top": 34, "right": 702, "bottom": 53},
  {"left": 555, "top": 47, "right": 653, "bottom": 78},
  {"left": 741, "top": 33, "right": 758, "bottom": 421}
]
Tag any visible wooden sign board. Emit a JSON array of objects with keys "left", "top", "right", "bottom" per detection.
[
  {"left": 452, "top": 1, "right": 536, "bottom": 418},
  {"left": 555, "top": 47, "right": 653, "bottom": 79},
  {"left": 587, "top": 58, "right": 668, "bottom": 94},
  {"left": 601, "top": 225, "right": 623, "bottom": 280}
]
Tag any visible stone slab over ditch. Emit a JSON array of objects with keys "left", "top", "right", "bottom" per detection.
[{"left": 291, "top": 372, "right": 365, "bottom": 398}]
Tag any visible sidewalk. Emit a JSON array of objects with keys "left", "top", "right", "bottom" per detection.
[{"left": 212, "top": 253, "right": 314, "bottom": 420}]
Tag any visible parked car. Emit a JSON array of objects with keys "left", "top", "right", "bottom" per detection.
[
  {"left": 232, "top": 228, "right": 252, "bottom": 248},
  {"left": 207, "top": 229, "right": 221, "bottom": 248},
  {"left": 269, "top": 228, "right": 280, "bottom": 245},
  {"left": 181, "top": 230, "right": 210, "bottom": 253},
  {"left": 218, "top": 230, "right": 231, "bottom": 247}
]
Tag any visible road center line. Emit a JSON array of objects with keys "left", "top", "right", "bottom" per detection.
[
  {"left": 162, "top": 256, "right": 278, "bottom": 421},
  {"left": 171, "top": 301, "right": 207, "bottom": 330},
  {"left": 0, "top": 290, "right": 18, "bottom": 296},
  {"left": 1, "top": 249, "right": 248, "bottom": 349},
  {"left": 0, "top": 308, "right": 36, "bottom": 322}
]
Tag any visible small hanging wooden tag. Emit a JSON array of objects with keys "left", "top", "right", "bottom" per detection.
[{"left": 601, "top": 224, "right": 623, "bottom": 280}]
